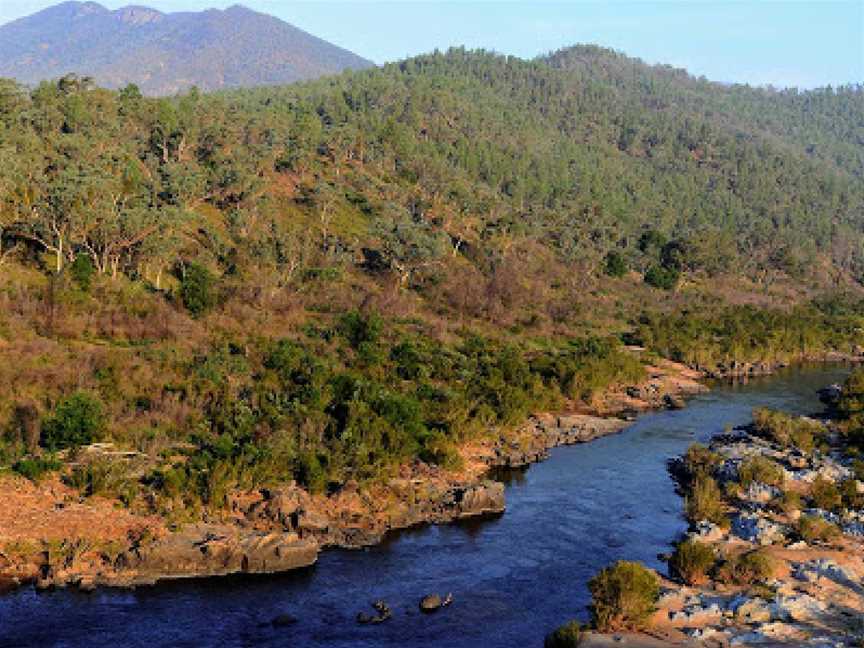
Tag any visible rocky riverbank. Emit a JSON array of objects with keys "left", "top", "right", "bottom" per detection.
[
  {"left": 627, "top": 387, "right": 864, "bottom": 647},
  {"left": 0, "top": 358, "right": 706, "bottom": 592}
]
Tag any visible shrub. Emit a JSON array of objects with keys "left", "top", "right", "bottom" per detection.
[
  {"left": 644, "top": 264, "right": 679, "bottom": 290},
  {"left": 738, "top": 456, "right": 784, "bottom": 488},
  {"left": 810, "top": 476, "right": 842, "bottom": 511},
  {"left": 69, "top": 255, "right": 96, "bottom": 291},
  {"left": 337, "top": 310, "right": 383, "bottom": 349},
  {"left": 797, "top": 515, "right": 841, "bottom": 543},
  {"left": 840, "top": 478, "right": 864, "bottom": 510},
  {"left": 840, "top": 368, "right": 864, "bottom": 418},
  {"left": 773, "top": 489, "right": 803, "bottom": 516},
  {"left": 715, "top": 549, "right": 777, "bottom": 585},
  {"left": 40, "top": 392, "right": 104, "bottom": 451},
  {"left": 544, "top": 621, "right": 583, "bottom": 648},
  {"left": 12, "top": 456, "right": 61, "bottom": 481},
  {"left": 685, "top": 475, "right": 728, "bottom": 527},
  {"left": 752, "top": 408, "right": 824, "bottom": 453},
  {"left": 681, "top": 443, "right": 722, "bottom": 484},
  {"left": 66, "top": 459, "right": 136, "bottom": 502},
  {"left": 589, "top": 560, "right": 659, "bottom": 632},
  {"left": 180, "top": 263, "right": 217, "bottom": 317},
  {"left": 603, "top": 251, "right": 627, "bottom": 278},
  {"left": 670, "top": 539, "right": 716, "bottom": 585}
]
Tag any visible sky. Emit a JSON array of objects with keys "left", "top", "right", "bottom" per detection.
[{"left": 0, "top": 1, "right": 861, "bottom": 89}]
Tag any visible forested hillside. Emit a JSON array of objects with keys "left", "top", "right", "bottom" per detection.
[{"left": 0, "top": 46, "right": 863, "bottom": 503}]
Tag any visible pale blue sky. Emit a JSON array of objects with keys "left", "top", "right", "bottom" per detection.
[{"left": 1, "top": 1, "right": 862, "bottom": 88}]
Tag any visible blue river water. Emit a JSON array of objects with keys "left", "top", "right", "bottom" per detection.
[{"left": 0, "top": 364, "right": 849, "bottom": 648}]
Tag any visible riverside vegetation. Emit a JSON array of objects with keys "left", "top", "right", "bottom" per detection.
[{"left": 0, "top": 46, "right": 863, "bottom": 599}]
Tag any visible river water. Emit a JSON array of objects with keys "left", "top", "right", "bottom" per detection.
[{"left": 0, "top": 364, "right": 850, "bottom": 648}]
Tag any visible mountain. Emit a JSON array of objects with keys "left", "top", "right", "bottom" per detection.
[{"left": 0, "top": 2, "right": 374, "bottom": 95}]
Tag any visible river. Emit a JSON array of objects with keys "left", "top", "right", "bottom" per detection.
[{"left": 0, "top": 364, "right": 850, "bottom": 648}]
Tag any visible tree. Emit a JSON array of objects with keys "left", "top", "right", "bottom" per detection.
[
  {"left": 603, "top": 251, "right": 627, "bottom": 277},
  {"left": 589, "top": 561, "right": 659, "bottom": 632},
  {"left": 41, "top": 392, "right": 105, "bottom": 451},
  {"left": 181, "top": 263, "right": 217, "bottom": 316},
  {"left": 371, "top": 209, "right": 447, "bottom": 288}
]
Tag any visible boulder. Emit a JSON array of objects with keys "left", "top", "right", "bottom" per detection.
[
  {"left": 664, "top": 394, "right": 687, "bottom": 410},
  {"left": 117, "top": 524, "right": 319, "bottom": 585},
  {"left": 744, "top": 482, "right": 781, "bottom": 504},
  {"left": 733, "top": 598, "right": 772, "bottom": 623},
  {"left": 732, "top": 512, "right": 786, "bottom": 545},
  {"left": 420, "top": 594, "right": 442, "bottom": 612},
  {"left": 688, "top": 520, "right": 727, "bottom": 543},
  {"left": 453, "top": 481, "right": 505, "bottom": 518}
]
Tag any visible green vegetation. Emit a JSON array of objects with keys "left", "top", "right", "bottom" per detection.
[
  {"left": 715, "top": 549, "right": 777, "bottom": 586},
  {"left": 797, "top": 515, "right": 841, "bottom": 544},
  {"left": 544, "top": 621, "right": 583, "bottom": 648},
  {"left": 643, "top": 265, "right": 679, "bottom": 291},
  {"left": 180, "top": 264, "right": 217, "bottom": 317},
  {"left": 810, "top": 476, "right": 842, "bottom": 512},
  {"left": 0, "top": 46, "right": 862, "bottom": 515},
  {"left": 70, "top": 255, "right": 95, "bottom": 292},
  {"left": 685, "top": 475, "right": 728, "bottom": 527},
  {"left": 737, "top": 456, "right": 784, "bottom": 488},
  {"left": 11, "top": 455, "right": 61, "bottom": 481},
  {"left": 40, "top": 392, "right": 104, "bottom": 452},
  {"left": 752, "top": 408, "right": 826, "bottom": 453},
  {"left": 589, "top": 560, "right": 659, "bottom": 632},
  {"left": 632, "top": 303, "right": 864, "bottom": 372},
  {"left": 603, "top": 251, "right": 627, "bottom": 278},
  {"left": 670, "top": 539, "right": 716, "bottom": 585}
]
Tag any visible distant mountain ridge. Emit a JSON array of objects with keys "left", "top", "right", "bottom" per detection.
[{"left": 0, "top": 2, "right": 374, "bottom": 95}]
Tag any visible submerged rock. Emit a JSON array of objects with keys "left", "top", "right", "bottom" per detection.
[{"left": 271, "top": 613, "right": 298, "bottom": 627}]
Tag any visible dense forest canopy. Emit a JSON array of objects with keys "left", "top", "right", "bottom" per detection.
[
  {"left": 0, "top": 46, "right": 863, "bottom": 499},
  {"left": 1, "top": 45, "right": 862, "bottom": 288}
]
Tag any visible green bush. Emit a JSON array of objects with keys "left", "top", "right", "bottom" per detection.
[
  {"left": 738, "top": 456, "right": 784, "bottom": 488},
  {"left": 40, "top": 392, "right": 105, "bottom": 451},
  {"left": 644, "top": 264, "right": 679, "bottom": 290},
  {"left": 840, "top": 369, "right": 864, "bottom": 418},
  {"left": 544, "top": 621, "right": 583, "bottom": 648},
  {"left": 337, "top": 310, "right": 383, "bottom": 349},
  {"left": 603, "top": 251, "right": 627, "bottom": 278},
  {"left": 797, "top": 515, "right": 840, "bottom": 544},
  {"left": 685, "top": 475, "right": 728, "bottom": 527},
  {"left": 773, "top": 489, "right": 803, "bottom": 515},
  {"left": 670, "top": 539, "right": 716, "bottom": 585},
  {"left": 715, "top": 549, "right": 777, "bottom": 585},
  {"left": 66, "top": 459, "right": 137, "bottom": 502},
  {"left": 180, "top": 263, "right": 217, "bottom": 317},
  {"left": 589, "top": 560, "right": 659, "bottom": 632},
  {"left": 752, "top": 408, "right": 824, "bottom": 453},
  {"left": 840, "top": 478, "right": 864, "bottom": 510},
  {"left": 70, "top": 255, "right": 96, "bottom": 291},
  {"left": 12, "top": 456, "right": 62, "bottom": 481},
  {"left": 681, "top": 443, "right": 722, "bottom": 484},
  {"left": 810, "top": 476, "right": 842, "bottom": 511}
]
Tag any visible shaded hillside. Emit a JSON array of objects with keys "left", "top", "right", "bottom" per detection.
[{"left": 0, "top": 2, "right": 374, "bottom": 95}]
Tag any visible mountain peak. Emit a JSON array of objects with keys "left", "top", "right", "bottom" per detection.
[
  {"left": 113, "top": 5, "right": 164, "bottom": 25},
  {"left": 0, "top": 2, "right": 374, "bottom": 95}
]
